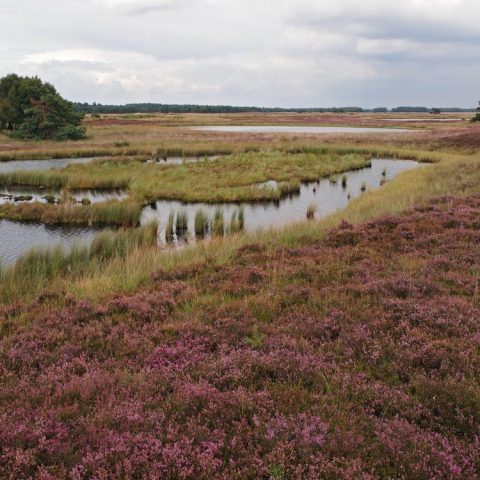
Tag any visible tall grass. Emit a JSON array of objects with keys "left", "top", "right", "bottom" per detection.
[
  {"left": 0, "top": 221, "right": 158, "bottom": 302},
  {"left": 166, "top": 211, "right": 175, "bottom": 241},
  {"left": 212, "top": 209, "right": 225, "bottom": 236},
  {"left": 176, "top": 210, "right": 188, "bottom": 236},
  {"left": 0, "top": 198, "right": 142, "bottom": 227},
  {"left": 194, "top": 209, "right": 209, "bottom": 237}
]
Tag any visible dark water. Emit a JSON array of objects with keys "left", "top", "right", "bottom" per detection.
[
  {"left": 0, "top": 159, "right": 422, "bottom": 267},
  {"left": 141, "top": 159, "right": 421, "bottom": 245},
  {"left": 193, "top": 126, "right": 411, "bottom": 134},
  {"left": 0, "top": 157, "right": 95, "bottom": 174}
]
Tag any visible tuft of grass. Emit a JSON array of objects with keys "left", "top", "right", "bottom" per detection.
[
  {"left": 278, "top": 180, "right": 301, "bottom": 196},
  {"left": 341, "top": 175, "right": 347, "bottom": 188},
  {"left": 212, "top": 209, "right": 225, "bottom": 236},
  {"left": 306, "top": 203, "right": 317, "bottom": 219},
  {"left": 194, "top": 209, "right": 209, "bottom": 237},
  {"left": 361, "top": 182, "right": 367, "bottom": 192},
  {"left": 238, "top": 207, "right": 245, "bottom": 230},
  {"left": 166, "top": 211, "right": 175, "bottom": 241},
  {"left": 176, "top": 210, "right": 188, "bottom": 236}
]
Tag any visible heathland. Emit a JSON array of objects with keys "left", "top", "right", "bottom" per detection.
[{"left": 0, "top": 111, "right": 479, "bottom": 478}]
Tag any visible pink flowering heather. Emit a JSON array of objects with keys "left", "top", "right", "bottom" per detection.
[{"left": 1, "top": 195, "right": 480, "bottom": 478}]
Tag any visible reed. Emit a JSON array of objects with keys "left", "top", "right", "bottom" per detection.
[
  {"left": 194, "top": 209, "right": 209, "bottom": 237},
  {"left": 176, "top": 210, "right": 188, "bottom": 236},
  {"left": 1, "top": 221, "right": 158, "bottom": 300},
  {"left": 278, "top": 180, "right": 301, "bottom": 196},
  {"left": 212, "top": 209, "right": 225, "bottom": 236},
  {"left": 341, "top": 175, "right": 347, "bottom": 188},
  {"left": 306, "top": 203, "right": 317, "bottom": 219},
  {"left": 166, "top": 211, "right": 175, "bottom": 241}
]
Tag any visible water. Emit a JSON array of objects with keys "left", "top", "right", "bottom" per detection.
[
  {"left": 141, "top": 159, "right": 421, "bottom": 245},
  {"left": 0, "top": 221, "right": 104, "bottom": 267},
  {"left": 193, "top": 126, "right": 411, "bottom": 134},
  {"left": 0, "top": 157, "right": 95, "bottom": 174},
  {"left": 0, "top": 186, "right": 127, "bottom": 205},
  {"left": 0, "top": 159, "right": 422, "bottom": 267},
  {"left": 147, "top": 155, "right": 220, "bottom": 165}
]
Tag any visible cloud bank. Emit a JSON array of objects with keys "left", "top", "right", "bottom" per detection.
[{"left": 1, "top": 0, "right": 478, "bottom": 107}]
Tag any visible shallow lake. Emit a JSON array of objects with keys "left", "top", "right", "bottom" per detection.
[
  {"left": 0, "top": 159, "right": 423, "bottom": 268},
  {"left": 141, "top": 159, "right": 422, "bottom": 245},
  {"left": 193, "top": 126, "right": 411, "bottom": 134}
]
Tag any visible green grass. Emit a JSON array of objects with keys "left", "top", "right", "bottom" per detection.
[
  {"left": 2, "top": 152, "right": 477, "bottom": 305},
  {"left": 0, "top": 198, "right": 142, "bottom": 227},
  {"left": 0, "top": 221, "right": 158, "bottom": 303}
]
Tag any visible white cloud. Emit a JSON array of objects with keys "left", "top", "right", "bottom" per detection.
[{"left": 1, "top": 0, "right": 479, "bottom": 107}]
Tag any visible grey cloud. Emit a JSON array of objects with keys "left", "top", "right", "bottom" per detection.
[{"left": 0, "top": 0, "right": 478, "bottom": 107}]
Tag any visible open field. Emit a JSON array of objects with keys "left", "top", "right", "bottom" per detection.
[
  {"left": 1, "top": 112, "right": 480, "bottom": 478},
  {"left": 0, "top": 111, "right": 478, "bottom": 163}
]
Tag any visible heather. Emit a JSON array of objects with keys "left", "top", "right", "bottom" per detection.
[{"left": 1, "top": 195, "right": 479, "bottom": 478}]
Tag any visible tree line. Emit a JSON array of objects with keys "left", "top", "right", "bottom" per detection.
[
  {"left": 75, "top": 103, "right": 475, "bottom": 115},
  {"left": 0, "top": 74, "right": 86, "bottom": 140}
]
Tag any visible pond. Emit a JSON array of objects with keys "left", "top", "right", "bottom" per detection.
[
  {"left": 193, "top": 126, "right": 412, "bottom": 134},
  {"left": 141, "top": 159, "right": 422, "bottom": 245},
  {"left": 0, "top": 159, "right": 422, "bottom": 268}
]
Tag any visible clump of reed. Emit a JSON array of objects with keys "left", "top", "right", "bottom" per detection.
[
  {"left": 278, "top": 180, "right": 301, "bottom": 196},
  {"left": 166, "top": 211, "right": 175, "bottom": 241},
  {"left": 341, "top": 175, "right": 348, "bottom": 189},
  {"left": 361, "top": 182, "right": 367, "bottom": 192},
  {"left": 43, "top": 194, "right": 57, "bottom": 204},
  {"left": 176, "top": 210, "right": 188, "bottom": 236},
  {"left": 306, "top": 203, "right": 317, "bottom": 219},
  {"left": 229, "top": 209, "right": 245, "bottom": 234},
  {"left": 0, "top": 198, "right": 142, "bottom": 227},
  {"left": 194, "top": 209, "right": 209, "bottom": 237},
  {"left": 329, "top": 175, "right": 338, "bottom": 185},
  {"left": 212, "top": 209, "right": 225, "bottom": 236},
  {"left": 238, "top": 207, "right": 245, "bottom": 230}
]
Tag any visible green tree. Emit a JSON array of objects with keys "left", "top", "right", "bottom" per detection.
[{"left": 0, "top": 74, "right": 85, "bottom": 140}]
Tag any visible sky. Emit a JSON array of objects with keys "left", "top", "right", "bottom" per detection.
[{"left": 0, "top": 0, "right": 479, "bottom": 108}]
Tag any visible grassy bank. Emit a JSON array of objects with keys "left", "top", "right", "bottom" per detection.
[
  {"left": 1, "top": 152, "right": 478, "bottom": 305},
  {"left": 0, "top": 221, "right": 158, "bottom": 303},
  {"left": 0, "top": 198, "right": 143, "bottom": 227}
]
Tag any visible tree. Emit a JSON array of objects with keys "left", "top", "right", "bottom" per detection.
[{"left": 0, "top": 74, "right": 86, "bottom": 140}]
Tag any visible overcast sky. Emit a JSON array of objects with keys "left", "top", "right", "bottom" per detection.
[{"left": 1, "top": 0, "right": 479, "bottom": 107}]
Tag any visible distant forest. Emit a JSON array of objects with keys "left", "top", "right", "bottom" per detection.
[{"left": 74, "top": 103, "right": 475, "bottom": 115}]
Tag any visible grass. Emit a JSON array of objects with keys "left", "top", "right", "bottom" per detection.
[
  {"left": 194, "top": 209, "right": 209, "bottom": 237},
  {"left": 0, "top": 221, "right": 158, "bottom": 302},
  {"left": 0, "top": 198, "right": 142, "bottom": 227},
  {"left": 2, "top": 152, "right": 478, "bottom": 305},
  {"left": 306, "top": 203, "right": 317, "bottom": 219}
]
